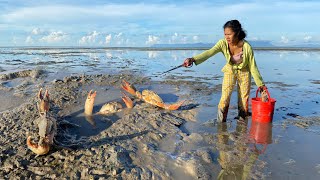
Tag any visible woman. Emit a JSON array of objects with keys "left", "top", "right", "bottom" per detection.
[{"left": 183, "top": 20, "right": 267, "bottom": 122}]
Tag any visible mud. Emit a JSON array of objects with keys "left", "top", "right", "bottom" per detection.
[
  {"left": 0, "top": 69, "right": 204, "bottom": 179},
  {"left": 0, "top": 69, "right": 319, "bottom": 179}
]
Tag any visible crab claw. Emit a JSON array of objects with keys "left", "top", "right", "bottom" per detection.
[
  {"left": 121, "top": 80, "right": 138, "bottom": 97},
  {"left": 85, "top": 90, "right": 97, "bottom": 116},
  {"left": 27, "top": 136, "right": 50, "bottom": 156},
  {"left": 163, "top": 100, "right": 185, "bottom": 111},
  {"left": 37, "top": 88, "right": 50, "bottom": 114},
  {"left": 121, "top": 92, "right": 133, "bottom": 108}
]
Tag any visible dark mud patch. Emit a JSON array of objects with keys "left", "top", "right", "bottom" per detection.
[
  {"left": 265, "top": 81, "right": 298, "bottom": 91},
  {"left": 282, "top": 116, "right": 320, "bottom": 130},
  {"left": 309, "top": 79, "right": 320, "bottom": 85},
  {"left": 161, "top": 76, "right": 221, "bottom": 97},
  {"left": 0, "top": 69, "right": 45, "bottom": 81}
]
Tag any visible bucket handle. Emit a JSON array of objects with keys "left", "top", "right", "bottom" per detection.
[{"left": 255, "top": 87, "right": 271, "bottom": 101}]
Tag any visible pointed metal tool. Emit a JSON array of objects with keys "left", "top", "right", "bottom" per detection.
[{"left": 161, "top": 63, "right": 193, "bottom": 75}]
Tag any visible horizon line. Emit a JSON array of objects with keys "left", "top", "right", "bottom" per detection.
[{"left": 1, "top": 46, "right": 320, "bottom": 51}]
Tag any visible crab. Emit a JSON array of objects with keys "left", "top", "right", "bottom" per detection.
[
  {"left": 121, "top": 80, "right": 185, "bottom": 110},
  {"left": 27, "top": 88, "right": 57, "bottom": 156},
  {"left": 84, "top": 90, "right": 133, "bottom": 116}
]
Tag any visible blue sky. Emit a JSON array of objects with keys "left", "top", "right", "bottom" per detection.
[{"left": 0, "top": 0, "right": 319, "bottom": 46}]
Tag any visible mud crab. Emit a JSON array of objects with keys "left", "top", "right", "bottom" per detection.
[
  {"left": 121, "top": 80, "right": 185, "bottom": 110},
  {"left": 84, "top": 90, "right": 133, "bottom": 116},
  {"left": 27, "top": 88, "right": 57, "bottom": 156}
]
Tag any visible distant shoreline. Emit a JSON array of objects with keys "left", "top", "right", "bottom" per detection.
[{"left": 1, "top": 46, "right": 320, "bottom": 51}]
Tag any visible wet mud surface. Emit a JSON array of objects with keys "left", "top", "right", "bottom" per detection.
[{"left": 0, "top": 69, "right": 319, "bottom": 179}]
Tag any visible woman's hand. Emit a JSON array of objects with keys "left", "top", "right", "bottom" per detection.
[
  {"left": 259, "top": 86, "right": 268, "bottom": 102},
  {"left": 183, "top": 58, "right": 195, "bottom": 67},
  {"left": 259, "top": 85, "right": 267, "bottom": 92}
]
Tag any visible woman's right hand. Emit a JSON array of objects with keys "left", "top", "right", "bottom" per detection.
[
  {"left": 259, "top": 86, "right": 268, "bottom": 102},
  {"left": 183, "top": 58, "right": 195, "bottom": 67}
]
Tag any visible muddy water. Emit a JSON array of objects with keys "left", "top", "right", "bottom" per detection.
[{"left": 0, "top": 47, "right": 319, "bottom": 179}]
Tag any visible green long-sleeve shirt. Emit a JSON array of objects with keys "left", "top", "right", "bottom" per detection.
[{"left": 193, "top": 39, "right": 265, "bottom": 87}]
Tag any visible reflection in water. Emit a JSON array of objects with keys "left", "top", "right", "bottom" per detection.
[
  {"left": 85, "top": 115, "right": 97, "bottom": 128},
  {"left": 105, "top": 52, "right": 113, "bottom": 59},
  {"left": 250, "top": 121, "right": 273, "bottom": 154},
  {"left": 148, "top": 51, "right": 159, "bottom": 59},
  {"left": 216, "top": 119, "right": 273, "bottom": 179}
]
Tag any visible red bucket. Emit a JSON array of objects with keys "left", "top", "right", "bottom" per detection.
[{"left": 251, "top": 87, "right": 276, "bottom": 123}]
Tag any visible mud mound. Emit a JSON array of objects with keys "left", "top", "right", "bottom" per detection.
[{"left": 0, "top": 69, "right": 45, "bottom": 81}]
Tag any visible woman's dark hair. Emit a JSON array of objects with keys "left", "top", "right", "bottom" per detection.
[{"left": 223, "top": 20, "right": 246, "bottom": 41}]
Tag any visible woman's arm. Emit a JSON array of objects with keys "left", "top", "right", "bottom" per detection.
[
  {"left": 247, "top": 47, "right": 265, "bottom": 87},
  {"left": 192, "top": 39, "right": 223, "bottom": 65}
]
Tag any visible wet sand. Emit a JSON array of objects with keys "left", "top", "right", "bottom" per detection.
[{"left": 0, "top": 68, "right": 319, "bottom": 179}]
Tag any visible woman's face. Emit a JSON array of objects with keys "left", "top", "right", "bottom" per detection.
[{"left": 224, "top": 27, "right": 236, "bottom": 45}]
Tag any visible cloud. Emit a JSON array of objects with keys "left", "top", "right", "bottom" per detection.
[
  {"left": 146, "top": 35, "right": 159, "bottom": 45},
  {"left": 170, "top": 33, "right": 178, "bottom": 43},
  {"left": 304, "top": 35, "right": 312, "bottom": 42},
  {"left": 115, "top": 32, "right": 123, "bottom": 38},
  {"left": 114, "top": 32, "right": 125, "bottom": 45},
  {"left": 168, "top": 33, "right": 189, "bottom": 44},
  {"left": 25, "top": 36, "right": 34, "bottom": 44},
  {"left": 40, "top": 31, "right": 67, "bottom": 43},
  {"left": 192, "top": 35, "right": 199, "bottom": 42},
  {"left": 79, "top": 31, "right": 99, "bottom": 44},
  {"left": 31, "top": 28, "right": 44, "bottom": 35},
  {"left": 181, "top": 36, "right": 188, "bottom": 43},
  {"left": 280, "top": 36, "right": 289, "bottom": 44},
  {"left": 105, "top": 34, "right": 112, "bottom": 44},
  {"left": 1, "top": 1, "right": 320, "bottom": 46}
]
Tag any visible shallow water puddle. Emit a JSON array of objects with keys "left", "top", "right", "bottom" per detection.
[
  {"left": 64, "top": 113, "right": 117, "bottom": 137},
  {"left": 259, "top": 124, "right": 320, "bottom": 179}
]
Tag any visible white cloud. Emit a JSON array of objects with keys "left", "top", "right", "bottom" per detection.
[
  {"left": 146, "top": 35, "right": 159, "bottom": 45},
  {"left": 115, "top": 32, "right": 123, "bottom": 38},
  {"left": 79, "top": 31, "right": 99, "bottom": 44},
  {"left": 280, "top": 36, "right": 289, "bottom": 44},
  {"left": 181, "top": 36, "right": 188, "bottom": 43},
  {"left": 25, "top": 36, "right": 34, "bottom": 44},
  {"left": 105, "top": 34, "right": 112, "bottom": 44},
  {"left": 40, "top": 31, "right": 67, "bottom": 43},
  {"left": 1, "top": 1, "right": 320, "bottom": 46},
  {"left": 31, "top": 28, "right": 43, "bottom": 35},
  {"left": 193, "top": 35, "right": 199, "bottom": 42},
  {"left": 113, "top": 32, "right": 125, "bottom": 45},
  {"left": 170, "top": 33, "right": 178, "bottom": 43},
  {"left": 304, "top": 35, "right": 312, "bottom": 42}
]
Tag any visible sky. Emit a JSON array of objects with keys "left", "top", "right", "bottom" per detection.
[{"left": 0, "top": 0, "right": 319, "bottom": 47}]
